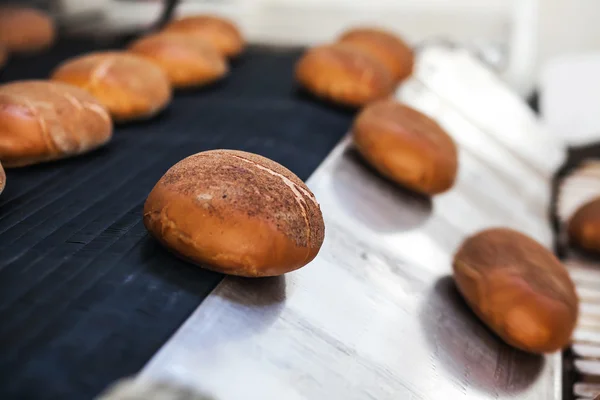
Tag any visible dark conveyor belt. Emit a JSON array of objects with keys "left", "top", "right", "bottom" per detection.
[{"left": 0, "top": 38, "right": 354, "bottom": 399}]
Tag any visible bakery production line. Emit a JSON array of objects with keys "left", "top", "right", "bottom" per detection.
[{"left": 0, "top": 1, "right": 597, "bottom": 400}]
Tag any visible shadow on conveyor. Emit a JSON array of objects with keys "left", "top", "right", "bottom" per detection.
[
  {"left": 293, "top": 88, "right": 361, "bottom": 116},
  {"left": 139, "top": 238, "right": 223, "bottom": 296},
  {"left": 419, "top": 277, "right": 544, "bottom": 395},
  {"left": 332, "top": 147, "right": 433, "bottom": 232}
]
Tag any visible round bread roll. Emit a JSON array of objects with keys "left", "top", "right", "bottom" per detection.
[
  {"left": 0, "top": 6, "right": 55, "bottom": 53},
  {"left": 163, "top": 15, "right": 244, "bottom": 58},
  {"left": 0, "top": 162, "right": 5, "bottom": 195},
  {"left": 453, "top": 228, "right": 579, "bottom": 354},
  {"left": 352, "top": 100, "right": 457, "bottom": 195},
  {"left": 128, "top": 33, "right": 228, "bottom": 89},
  {"left": 338, "top": 27, "right": 414, "bottom": 83},
  {"left": 0, "top": 80, "right": 112, "bottom": 167},
  {"left": 144, "top": 150, "right": 325, "bottom": 277},
  {"left": 50, "top": 51, "right": 172, "bottom": 122},
  {"left": 567, "top": 197, "right": 600, "bottom": 253},
  {"left": 295, "top": 44, "right": 394, "bottom": 108}
]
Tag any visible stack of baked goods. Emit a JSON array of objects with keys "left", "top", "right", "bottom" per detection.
[{"left": 295, "top": 27, "right": 413, "bottom": 108}]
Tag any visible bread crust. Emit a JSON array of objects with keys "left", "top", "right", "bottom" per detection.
[
  {"left": 0, "top": 80, "right": 112, "bottom": 167},
  {"left": 144, "top": 150, "right": 325, "bottom": 277},
  {"left": 352, "top": 100, "right": 457, "bottom": 195},
  {"left": 338, "top": 27, "right": 414, "bottom": 83},
  {"left": 295, "top": 44, "right": 394, "bottom": 108},
  {"left": 453, "top": 228, "right": 579, "bottom": 354},
  {"left": 163, "top": 15, "right": 244, "bottom": 58},
  {"left": 0, "top": 6, "right": 55, "bottom": 53},
  {"left": 128, "top": 33, "right": 228, "bottom": 88},
  {"left": 568, "top": 197, "right": 600, "bottom": 252},
  {"left": 51, "top": 51, "right": 172, "bottom": 122}
]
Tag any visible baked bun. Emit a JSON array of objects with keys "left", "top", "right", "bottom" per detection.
[
  {"left": 295, "top": 44, "right": 394, "bottom": 108},
  {"left": 0, "top": 6, "right": 55, "bottom": 53},
  {"left": 338, "top": 27, "right": 413, "bottom": 83},
  {"left": 453, "top": 228, "right": 579, "bottom": 354},
  {"left": 352, "top": 100, "right": 457, "bottom": 195},
  {"left": 567, "top": 197, "right": 600, "bottom": 253},
  {"left": 163, "top": 15, "right": 244, "bottom": 58},
  {"left": 0, "top": 80, "right": 112, "bottom": 167},
  {"left": 128, "top": 33, "right": 228, "bottom": 89},
  {"left": 144, "top": 150, "right": 325, "bottom": 277},
  {"left": 0, "top": 162, "right": 5, "bottom": 195},
  {"left": 50, "top": 51, "right": 172, "bottom": 122}
]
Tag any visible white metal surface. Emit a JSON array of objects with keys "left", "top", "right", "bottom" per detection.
[{"left": 137, "top": 46, "right": 564, "bottom": 399}]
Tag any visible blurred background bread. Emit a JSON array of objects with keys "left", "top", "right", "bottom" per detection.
[
  {"left": 144, "top": 150, "right": 325, "bottom": 277},
  {"left": 128, "top": 33, "right": 228, "bottom": 89},
  {"left": 352, "top": 100, "right": 458, "bottom": 195},
  {"left": 337, "top": 27, "right": 414, "bottom": 84},
  {"left": 0, "top": 6, "right": 55, "bottom": 54},
  {"left": 51, "top": 51, "right": 172, "bottom": 122},
  {"left": 567, "top": 197, "right": 600, "bottom": 253},
  {"left": 295, "top": 44, "right": 394, "bottom": 108},
  {"left": 162, "top": 15, "right": 244, "bottom": 59},
  {"left": 0, "top": 80, "right": 112, "bottom": 167},
  {"left": 453, "top": 228, "right": 579, "bottom": 354}
]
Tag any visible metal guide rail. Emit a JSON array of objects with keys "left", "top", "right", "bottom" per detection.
[{"left": 139, "top": 46, "right": 565, "bottom": 399}]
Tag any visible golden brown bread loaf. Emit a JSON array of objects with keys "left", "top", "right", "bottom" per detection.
[
  {"left": 295, "top": 44, "right": 394, "bottom": 108},
  {"left": 567, "top": 197, "right": 600, "bottom": 253},
  {"left": 50, "top": 51, "right": 172, "bottom": 122},
  {"left": 453, "top": 228, "right": 579, "bottom": 354},
  {"left": 0, "top": 6, "right": 55, "bottom": 53},
  {"left": 338, "top": 27, "right": 414, "bottom": 83},
  {"left": 0, "top": 80, "right": 112, "bottom": 167},
  {"left": 128, "top": 33, "right": 228, "bottom": 89},
  {"left": 162, "top": 15, "right": 244, "bottom": 58},
  {"left": 352, "top": 100, "right": 457, "bottom": 195},
  {"left": 0, "top": 162, "right": 5, "bottom": 195},
  {"left": 144, "top": 150, "right": 325, "bottom": 277}
]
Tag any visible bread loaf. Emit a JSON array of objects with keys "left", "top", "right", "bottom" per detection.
[
  {"left": 0, "top": 6, "right": 55, "bottom": 53},
  {"left": 144, "top": 150, "right": 325, "bottom": 277},
  {"left": 352, "top": 100, "right": 457, "bottom": 195},
  {"left": 51, "top": 51, "right": 172, "bottom": 122},
  {"left": 567, "top": 197, "right": 600, "bottom": 253},
  {"left": 0, "top": 162, "right": 5, "bottom": 195},
  {"left": 0, "top": 80, "right": 112, "bottom": 167},
  {"left": 163, "top": 15, "right": 244, "bottom": 58},
  {"left": 338, "top": 27, "right": 413, "bottom": 83},
  {"left": 295, "top": 44, "right": 394, "bottom": 108},
  {"left": 453, "top": 228, "right": 579, "bottom": 354},
  {"left": 128, "top": 33, "right": 228, "bottom": 89}
]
